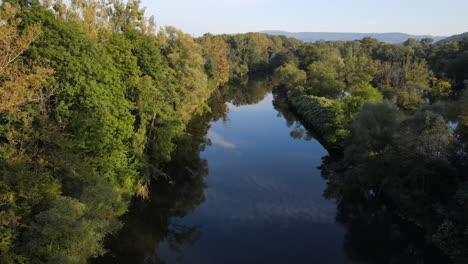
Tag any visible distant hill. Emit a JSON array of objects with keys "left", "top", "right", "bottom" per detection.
[
  {"left": 260, "top": 31, "right": 446, "bottom": 44},
  {"left": 436, "top": 32, "right": 468, "bottom": 44}
]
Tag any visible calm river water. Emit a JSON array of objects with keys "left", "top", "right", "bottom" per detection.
[
  {"left": 94, "top": 91, "right": 348, "bottom": 263},
  {"left": 156, "top": 93, "right": 348, "bottom": 263},
  {"left": 94, "top": 86, "right": 448, "bottom": 263}
]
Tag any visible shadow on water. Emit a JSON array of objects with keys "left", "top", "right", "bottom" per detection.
[
  {"left": 94, "top": 76, "right": 451, "bottom": 264},
  {"left": 272, "top": 92, "right": 315, "bottom": 142},
  {"left": 274, "top": 87, "right": 450, "bottom": 263},
  {"left": 93, "top": 111, "right": 212, "bottom": 264},
  {"left": 318, "top": 155, "right": 451, "bottom": 263}
]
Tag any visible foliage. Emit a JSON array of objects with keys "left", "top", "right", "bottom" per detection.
[
  {"left": 274, "top": 63, "right": 307, "bottom": 90},
  {"left": 198, "top": 34, "right": 230, "bottom": 87},
  {"left": 25, "top": 197, "right": 109, "bottom": 263},
  {"left": 305, "top": 56, "right": 345, "bottom": 98},
  {"left": 374, "top": 58, "right": 432, "bottom": 111},
  {"left": 0, "top": 3, "right": 53, "bottom": 114},
  {"left": 1, "top": 0, "right": 468, "bottom": 262},
  {"left": 0, "top": 1, "right": 218, "bottom": 262},
  {"left": 288, "top": 89, "right": 348, "bottom": 150}
]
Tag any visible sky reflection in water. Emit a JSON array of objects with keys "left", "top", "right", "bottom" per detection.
[{"left": 157, "top": 93, "right": 348, "bottom": 264}]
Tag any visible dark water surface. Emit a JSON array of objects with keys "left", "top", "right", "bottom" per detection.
[
  {"left": 158, "top": 94, "right": 347, "bottom": 263},
  {"left": 94, "top": 86, "right": 449, "bottom": 264},
  {"left": 94, "top": 91, "right": 348, "bottom": 263}
]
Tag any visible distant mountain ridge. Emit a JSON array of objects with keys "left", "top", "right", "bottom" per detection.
[
  {"left": 436, "top": 32, "right": 468, "bottom": 44},
  {"left": 260, "top": 30, "right": 446, "bottom": 44}
]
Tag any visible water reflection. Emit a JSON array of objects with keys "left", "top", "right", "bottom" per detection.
[
  {"left": 154, "top": 78, "right": 345, "bottom": 263},
  {"left": 320, "top": 156, "right": 451, "bottom": 264},
  {"left": 220, "top": 76, "right": 274, "bottom": 106},
  {"left": 94, "top": 112, "right": 212, "bottom": 264},
  {"left": 94, "top": 77, "right": 348, "bottom": 263},
  {"left": 272, "top": 92, "right": 315, "bottom": 141},
  {"left": 94, "top": 77, "right": 451, "bottom": 264},
  {"left": 206, "top": 131, "right": 236, "bottom": 150}
]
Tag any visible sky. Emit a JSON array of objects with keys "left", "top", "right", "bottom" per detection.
[{"left": 140, "top": 0, "right": 468, "bottom": 37}]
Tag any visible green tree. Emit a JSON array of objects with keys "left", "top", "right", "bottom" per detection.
[
  {"left": 26, "top": 197, "right": 109, "bottom": 263},
  {"left": 274, "top": 63, "right": 307, "bottom": 90},
  {"left": 375, "top": 58, "right": 431, "bottom": 111},
  {"left": 305, "top": 57, "right": 345, "bottom": 98},
  {"left": 346, "top": 101, "right": 402, "bottom": 158}
]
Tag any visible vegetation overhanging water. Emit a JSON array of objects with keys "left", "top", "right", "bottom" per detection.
[{"left": 0, "top": 1, "right": 467, "bottom": 263}]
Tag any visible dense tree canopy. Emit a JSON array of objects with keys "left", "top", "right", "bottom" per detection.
[{"left": 0, "top": 0, "right": 467, "bottom": 263}]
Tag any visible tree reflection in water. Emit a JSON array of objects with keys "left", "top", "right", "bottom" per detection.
[
  {"left": 94, "top": 108, "right": 218, "bottom": 264},
  {"left": 94, "top": 76, "right": 273, "bottom": 264},
  {"left": 273, "top": 86, "right": 452, "bottom": 263},
  {"left": 95, "top": 77, "right": 455, "bottom": 264},
  {"left": 272, "top": 92, "right": 314, "bottom": 141},
  {"left": 319, "top": 156, "right": 451, "bottom": 264}
]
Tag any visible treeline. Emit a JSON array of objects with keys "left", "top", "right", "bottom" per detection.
[
  {"left": 1, "top": 0, "right": 468, "bottom": 263},
  {"left": 0, "top": 0, "right": 301, "bottom": 263},
  {"left": 268, "top": 23, "right": 468, "bottom": 263},
  {"left": 274, "top": 37, "right": 467, "bottom": 149}
]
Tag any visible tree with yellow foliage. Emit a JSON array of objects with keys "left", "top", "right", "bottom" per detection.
[
  {"left": 198, "top": 34, "right": 231, "bottom": 87},
  {"left": 0, "top": 3, "right": 53, "bottom": 114}
]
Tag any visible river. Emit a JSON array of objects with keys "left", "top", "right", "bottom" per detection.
[
  {"left": 93, "top": 83, "right": 349, "bottom": 263},
  {"left": 94, "top": 82, "right": 449, "bottom": 263}
]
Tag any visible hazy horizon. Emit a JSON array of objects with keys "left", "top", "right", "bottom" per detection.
[
  {"left": 260, "top": 30, "right": 448, "bottom": 36},
  {"left": 141, "top": 0, "right": 468, "bottom": 37}
]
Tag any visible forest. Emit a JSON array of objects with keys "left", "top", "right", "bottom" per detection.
[{"left": 0, "top": 0, "right": 467, "bottom": 263}]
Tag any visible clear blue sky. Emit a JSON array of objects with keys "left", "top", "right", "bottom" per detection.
[{"left": 140, "top": 0, "right": 468, "bottom": 37}]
